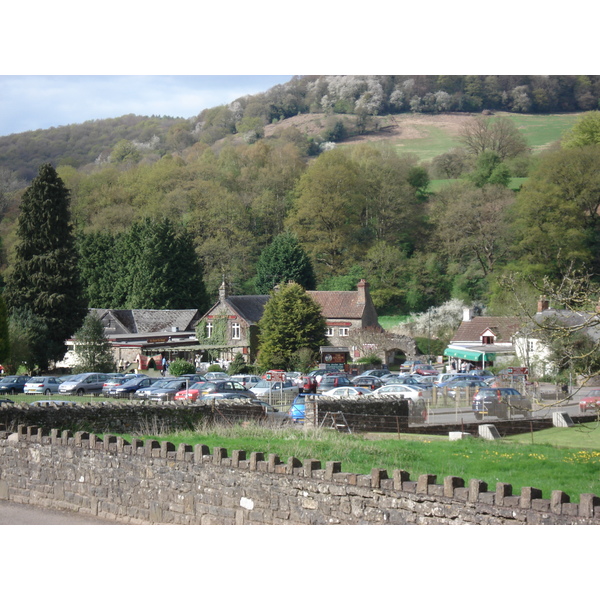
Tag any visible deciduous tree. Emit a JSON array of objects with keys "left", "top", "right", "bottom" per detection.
[{"left": 72, "top": 313, "right": 116, "bottom": 373}]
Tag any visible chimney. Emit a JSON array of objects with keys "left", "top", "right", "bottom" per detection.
[
  {"left": 537, "top": 296, "right": 549, "bottom": 313},
  {"left": 357, "top": 279, "right": 368, "bottom": 305},
  {"left": 219, "top": 280, "right": 227, "bottom": 303},
  {"left": 463, "top": 307, "right": 473, "bottom": 322}
]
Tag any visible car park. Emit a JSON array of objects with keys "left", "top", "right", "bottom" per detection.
[
  {"left": 0, "top": 375, "right": 31, "bottom": 395},
  {"left": 472, "top": 387, "right": 531, "bottom": 420},
  {"left": 24, "top": 376, "right": 64, "bottom": 395},
  {"left": 579, "top": 389, "right": 600, "bottom": 413},
  {"left": 58, "top": 373, "right": 110, "bottom": 396}
]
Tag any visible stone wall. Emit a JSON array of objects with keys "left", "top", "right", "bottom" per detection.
[{"left": 1, "top": 424, "right": 599, "bottom": 525}]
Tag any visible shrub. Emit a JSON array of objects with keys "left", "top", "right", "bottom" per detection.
[{"left": 168, "top": 359, "right": 195, "bottom": 376}]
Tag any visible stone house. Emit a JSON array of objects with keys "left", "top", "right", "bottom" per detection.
[{"left": 197, "top": 279, "right": 382, "bottom": 365}]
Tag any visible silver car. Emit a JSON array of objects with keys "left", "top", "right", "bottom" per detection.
[
  {"left": 58, "top": 373, "right": 110, "bottom": 396},
  {"left": 24, "top": 376, "right": 64, "bottom": 395}
]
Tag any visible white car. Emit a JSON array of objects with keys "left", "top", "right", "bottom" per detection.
[
  {"left": 369, "top": 384, "right": 424, "bottom": 402},
  {"left": 322, "top": 386, "right": 372, "bottom": 398},
  {"left": 249, "top": 379, "right": 296, "bottom": 398}
]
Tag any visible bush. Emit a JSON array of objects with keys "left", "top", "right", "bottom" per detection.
[
  {"left": 207, "top": 364, "right": 225, "bottom": 373},
  {"left": 168, "top": 359, "right": 195, "bottom": 376}
]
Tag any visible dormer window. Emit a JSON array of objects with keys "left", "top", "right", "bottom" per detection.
[{"left": 480, "top": 328, "right": 496, "bottom": 345}]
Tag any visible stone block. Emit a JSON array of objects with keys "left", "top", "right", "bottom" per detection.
[
  {"left": 478, "top": 424, "right": 501, "bottom": 440},
  {"left": 449, "top": 432, "right": 472, "bottom": 441},
  {"left": 552, "top": 412, "right": 574, "bottom": 427}
]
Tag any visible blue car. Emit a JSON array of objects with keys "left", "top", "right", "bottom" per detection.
[{"left": 288, "top": 394, "right": 327, "bottom": 422}]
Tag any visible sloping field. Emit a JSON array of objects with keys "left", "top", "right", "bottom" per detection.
[{"left": 266, "top": 111, "right": 583, "bottom": 162}]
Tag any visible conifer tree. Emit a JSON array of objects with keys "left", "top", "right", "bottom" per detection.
[
  {"left": 5, "top": 163, "right": 87, "bottom": 368},
  {"left": 257, "top": 282, "right": 326, "bottom": 371},
  {"left": 255, "top": 231, "right": 316, "bottom": 294}
]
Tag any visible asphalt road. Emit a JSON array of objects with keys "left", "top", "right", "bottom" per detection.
[{"left": 0, "top": 500, "right": 122, "bottom": 525}]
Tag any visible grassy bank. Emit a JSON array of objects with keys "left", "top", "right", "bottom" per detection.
[{"left": 127, "top": 422, "right": 600, "bottom": 503}]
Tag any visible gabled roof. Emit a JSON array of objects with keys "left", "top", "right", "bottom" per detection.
[
  {"left": 531, "top": 308, "right": 600, "bottom": 343},
  {"left": 225, "top": 296, "right": 270, "bottom": 325},
  {"left": 452, "top": 316, "right": 522, "bottom": 344},
  {"left": 90, "top": 308, "right": 200, "bottom": 334},
  {"left": 307, "top": 291, "right": 366, "bottom": 320}
]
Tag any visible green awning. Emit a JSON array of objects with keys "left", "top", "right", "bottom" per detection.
[{"left": 443, "top": 347, "right": 496, "bottom": 362}]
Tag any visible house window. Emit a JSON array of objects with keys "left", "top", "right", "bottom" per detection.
[
  {"left": 527, "top": 340, "right": 536, "bottom": 353},
  {"left": 482, "top": 335, "right": 494, "bottom": 345},
  {"left": 232, "top": 322, "right": 241, "bottom": 340},
  {"left": 326, "top": 327, "right": 334, "bottom": 337},
  {"left": 206, "top": 322, "right": 213, "bottom": 338},
  {"left": 339, "top": 327, "right": 349, "bottom": 337}
]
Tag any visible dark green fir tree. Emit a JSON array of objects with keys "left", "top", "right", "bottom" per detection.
[
  {"left": 255, "top": 231, "right": 316, "bottom": 294},
  {"left": 5, "top": 163, "right": 87, "bottom": 369}
]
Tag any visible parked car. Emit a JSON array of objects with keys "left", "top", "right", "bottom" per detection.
[
  {"left": 0, "top": 375, "right": 31, "bottom": 395},
  {"left": 317, "top": 374, "right": 352, "bottom": 392},
  {"left": 307, "top": 369, "right": 344, "bottom": 383},
  {"left": 360, "top": 369, "right": 391, "bottom": 379},
  {"left": 58, "top": 373, "right": 110, "bottom": 396},
  {"left": 101, "top": 374, "right": 133, "bottom": 396},
  {"left": 179, "top": 374, "right": 207, "bottom": 384},
  {"left": 177, "top": 380, "right": 257, "bottom": 402},
  {"left": 203, "top": 371, "right": 229, "bottom": 381},
  {"left": 229, "top": 374, "right": 262, "bottom": 389},
  {"left": 24, "top": 376, "right": 64, "bottom": 395},
  {"left": 399, "top": 360, "right": 424, "bottom": 372},
  {"left": 147, "top": 379, "right": 195, "bottom": 402},
  {"left": 249, "top": 379, "right": 296, "bottom": 398},
  {"left": 369, "top": 384, "right": 425, "bottom": 402},
  {"left": 349, "top": 376, "right": 383, "bottom": 390},
  {"left": 413, "top": 365, "right": 439, "bottom": 376},
  {"left": 134, "top": 378, "right": 180, "bottom": 399},
  {"left": 472, "top": 387, "right": 531, "bottom": 420},
  {"left": 435, "top": 374, "right": 486, "bottom": 386},
  {"left": 252, "top": 400, "right": 290, "bottom": 424},
  {"left": 322, "top": 386, "right": 372, "bottom": 397},
  {"left": 438, "top": 379, "right": 490, "bottom": 399},
  {"left": 579, "top": 389, "right": 600, "bottom": 413},
  {"left": 29, "top": 399, "right": 77, "bottom": 407},
  {"left": 382, "top": 375, "right": 424, "bottom": 386},
  {"left": 288, "top": 394, "right": 327, "bottom": 423},
  {"left": 298, "top": 375, "right": 318, "bottom": 394},
  {"left": 107, "top": 376, "right": 161, "bottom": 398}
]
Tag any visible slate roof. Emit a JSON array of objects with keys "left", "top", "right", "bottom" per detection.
[
  {"left": 531, "top": 309, "right": 600, "bottom": 343},
  {"left": 90, "top": 308, "right": 200, "bottom": 334},
  {"left": 226, "top": 296, "right": 271, "bottom": 325},
  {"left": 451, "top": 316, "right": 522, "bottom": 344}
]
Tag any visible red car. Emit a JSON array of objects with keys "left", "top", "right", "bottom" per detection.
[
  {"left": 579, "top": 389, "right": 600, "bottom": 413},
  {"left": 414, "top": 365, "right": 439, "bottom": 376}
]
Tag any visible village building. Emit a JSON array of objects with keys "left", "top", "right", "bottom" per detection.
[
  {"left": 197, "top": 279, "right": 383, "bottom": 367},
  {"left": 444, "top": 308, "right": 521, "bottom": 370}
]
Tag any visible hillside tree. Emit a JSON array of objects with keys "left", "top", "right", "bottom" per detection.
[
  {"left": 4, "top": 164, "right": 87, "bottom": 368},
  {"left": 254, "top": 231, "right": 316, "bottom": 294}
]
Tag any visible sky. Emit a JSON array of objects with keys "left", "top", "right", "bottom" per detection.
[
  {"left": 0, "top": 75, "right": 294, "bottom": 137},
  {"left": 2, "top": 4, "right": 592, "bottom": 141}
]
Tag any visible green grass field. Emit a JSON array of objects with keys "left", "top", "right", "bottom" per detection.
[{"left": 126, "top": 421, "right": 600, "bottom": 503}]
